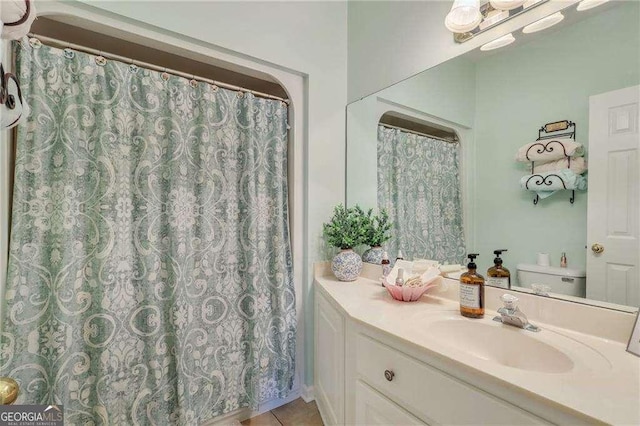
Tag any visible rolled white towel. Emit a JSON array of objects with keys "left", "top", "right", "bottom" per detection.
[
  {"left": 413, "top": 259, "right": 440, "bottom": 273},
  {"left": 439, "top": 264, "right": 462, "bottom": 273},
  {"left": 531, "top": 157, "right": 587, "bottom": 175},
  {"left": 1, "top": 0, "right": 37, "bottom": 40},
  {"left": 515, "top": 138, "right": 584, "bottom": 163}
]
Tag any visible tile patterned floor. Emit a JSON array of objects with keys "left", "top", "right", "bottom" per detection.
[{"left": 241, "top": 398, "right": 323, "bottom": 426}]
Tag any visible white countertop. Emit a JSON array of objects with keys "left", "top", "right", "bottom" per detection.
[{"left": 314, "top": 264, "right": 640, "bottom": 425}]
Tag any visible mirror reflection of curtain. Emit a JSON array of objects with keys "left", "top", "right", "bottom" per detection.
[
  {"left": 378, "top": 125, "right": 466, "bottom": 263},
  {"left": 1, "top": 41, "right": 296, "bottom": 424}
]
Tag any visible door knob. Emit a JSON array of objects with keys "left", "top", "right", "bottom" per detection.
[
  {"left": 0, "top": 377, "right": 18, "bottom": 405},
  {"left": 591, "top": 243, "right": 604, "bottom": 254}
]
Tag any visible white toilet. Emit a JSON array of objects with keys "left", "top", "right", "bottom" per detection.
[{"left": 516, "top": 264, "right": 586, "bottom": 298}]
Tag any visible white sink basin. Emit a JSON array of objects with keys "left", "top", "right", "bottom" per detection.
[{"left": 425, "top": 318, "right": 606, "bottom": 374}]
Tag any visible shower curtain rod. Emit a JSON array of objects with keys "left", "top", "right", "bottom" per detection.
[
  {"left": 379, "top": 123, "right": 459, "bottom": 143},
  {"left": 26, "top": 33, "right": 290, "bottom": 104}
]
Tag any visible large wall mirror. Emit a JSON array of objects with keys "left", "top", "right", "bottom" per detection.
[{"left": 346, "top": 0, "right": 639, "bottom": 312}]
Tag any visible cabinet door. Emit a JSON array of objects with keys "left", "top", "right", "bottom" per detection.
[
  {"left": 355, "top": 380, "right": 426, "bottom": 425},
  {"left": 315, "top": 292, "right": 345, "bottom": 425}
]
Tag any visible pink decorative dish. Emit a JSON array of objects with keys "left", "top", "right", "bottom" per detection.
[
  {"left": 383, "top": 279, "right": 441, "bottom": 302},
  {"left": 382, "top": 267, "right": 442, "bottom": 302}
]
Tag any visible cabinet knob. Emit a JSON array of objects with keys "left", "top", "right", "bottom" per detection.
[
  {"left": 384, "top": 370, "right": 394, "bottom": 382},
  {"left": 591, "top": 243, "right": 604, "bottom": 254}
]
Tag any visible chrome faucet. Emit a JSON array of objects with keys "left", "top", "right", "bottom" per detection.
[{"left": 493, "top": 294, "right": 540, "bottom": 332}]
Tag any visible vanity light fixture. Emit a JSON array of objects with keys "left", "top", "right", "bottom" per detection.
[
  {"left": 576, "top": 0, "right": 609, "bottom": 11},
  {"left": 448, "top": 0, "right": 548, "bottom": 43},
  {"left": 445, "top": 0, "right": 482, "bottom": 33},
  {"left": 490, "top": 0, "right": 526, "bottom": 11},
  {"left": 522, "top": 11, "right": 564, "bottom": 34},
  {"left": 480, "top": 33, "right": 516, "bottom": 51},
  {"left": 479, "top": 9, "right": 509, "bottom": 31}
]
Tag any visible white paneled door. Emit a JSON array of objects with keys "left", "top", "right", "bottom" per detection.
[{"left": 587, "top": 86, "right": 640, "bottom": 306}]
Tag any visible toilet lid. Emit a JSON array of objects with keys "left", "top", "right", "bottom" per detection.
[{"left": 516, "top": 263, "right": 586, "bottom": 278}]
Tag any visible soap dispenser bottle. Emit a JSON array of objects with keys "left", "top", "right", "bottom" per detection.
[
  {"left": 487, "top": 249, "right": 511, "bottom": 290},
  {"left": 460, "top": 254, "right": 485, "bottom": 318}
]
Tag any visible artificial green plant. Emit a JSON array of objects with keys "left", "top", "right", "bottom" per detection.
[
  {"left": 323, "top": 204, "right": 368, "bottom": 250},
  {"left": 363, "top": 208, "right": 392, "bottom": 247}
]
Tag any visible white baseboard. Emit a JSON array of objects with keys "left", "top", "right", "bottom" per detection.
[
  {"left": 314, "top": 392, "right": 330, "bottom": 426},
  {"left": 301, "top": 384, "right": 315, "bottom": 403},
  {"left": 202, "top": 389, "right": 301, "bottom": 425}
]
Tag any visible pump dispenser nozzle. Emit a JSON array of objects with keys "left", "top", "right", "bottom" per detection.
[
  {"left": 493, "top": 249, "right": 508, "bottom": 265},
  {"left": 466, "top": 253, "right": 479, "bottom": 269}
]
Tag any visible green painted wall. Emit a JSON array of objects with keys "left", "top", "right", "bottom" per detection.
[
  {"left": 472, "top": 2, "right": 640, "bottom": 276},
  {"left": 347, "top": 55, "right": 476, "bottom": 209},
  {"left": 380, "top": 55, "right": 477, "bottom": 128}
]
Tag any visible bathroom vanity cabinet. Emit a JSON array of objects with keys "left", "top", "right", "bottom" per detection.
[
  {"left": 314, "top": 292, "right": 346, "bottom": 425},
  {"left": 313, "top": 264, "right": 640, "bottom": 425},
  {"left": 315, "top": 291, "right": 546, "bottom": 425},
  {"left": 351, "top": 330, "right": 544, "bottom": 425}
]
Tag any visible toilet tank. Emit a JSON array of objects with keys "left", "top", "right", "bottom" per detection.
[{"left": 516, "top": 263, "right": 586, "bottom": 298}]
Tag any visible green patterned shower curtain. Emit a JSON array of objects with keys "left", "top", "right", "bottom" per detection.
[
  {"left": 378, "top": 125, "right": 466, "bottom": 264},
  {"left": 0, "top": 41, "right": 296, "bottom": 424}
]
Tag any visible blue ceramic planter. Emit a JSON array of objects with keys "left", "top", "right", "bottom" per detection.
[
  {"left": 362, "top": 246, "right": 385, "bottom": 264},
  {"left": 331, "top": 249, "right": 363, "bottom": 281}
]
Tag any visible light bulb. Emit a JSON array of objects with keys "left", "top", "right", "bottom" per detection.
[
  {"left": 480, "top": 33, "right": 516, "bottom": 51},
  {"left": 577, "top": 0, "right": 610, "bottom": 11},
  {"left": 490, "top": 0, "right": 526, "bottom": 11},
  {"left": 445, "top": 0, "right": 482, "bottom": 33},
  {"left": 522, "top": 12, "right": 564, "bottom": 34}
]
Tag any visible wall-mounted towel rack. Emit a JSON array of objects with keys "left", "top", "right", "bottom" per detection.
[
  {"left": 524, "top": 175, "right": 575, "bottom": 205},
  {"left": 525, "top": 120, "right": 577, "bottom": 205},
  {"left": 537, "top": 119, "right": 576, "bottom": 141},
  {"left": 527, "top": 120, "right": 576, "bottom": 173}
]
